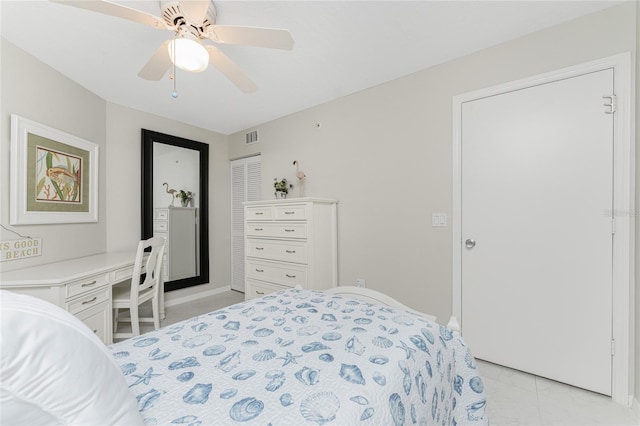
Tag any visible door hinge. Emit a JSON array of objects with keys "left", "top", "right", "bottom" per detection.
[
  {"left": 611, "top": 339, "right": 616, "bottom": 356},
  {"left": 611, "top": 217, "right": 616, "bottom": 235},
  {"left": 603, "top": 95, "right": 616, "bottom": 114}
]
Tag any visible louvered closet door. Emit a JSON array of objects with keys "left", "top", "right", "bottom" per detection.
[{"left": 231, "top": 156, "right": 261, "bottom": 292}]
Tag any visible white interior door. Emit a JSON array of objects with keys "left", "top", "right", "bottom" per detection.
[
  {"left": 461, "top": 69, "right": 614, "bottom": 395},
  {"left": 231, "top": 155, "right": 261, "bottom": 292}
]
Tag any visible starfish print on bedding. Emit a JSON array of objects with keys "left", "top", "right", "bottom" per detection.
[
  {"left": 278, "top": 351, "right": 302, "bottom": 366},
  {"left": 129, "top": 367, "right": 162, "bottom": 387},
  {"left": 396, "top": 340, "right": 416, "bottom": 360}
]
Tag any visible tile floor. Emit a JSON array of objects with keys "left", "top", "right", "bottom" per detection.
[{"left": 125, "top": 290, "right": 640, "bottom": 426}]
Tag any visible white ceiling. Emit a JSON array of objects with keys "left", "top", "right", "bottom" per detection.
[{"left": 1, "top": 0, "right": 622, "bottom": 135}]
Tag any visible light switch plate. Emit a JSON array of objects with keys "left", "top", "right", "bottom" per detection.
[{"left": 432, "top": 213, "right": 448, "bottom": 228}]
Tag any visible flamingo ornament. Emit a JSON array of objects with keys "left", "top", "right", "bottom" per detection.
[
  {"left": 163, "top": 182, "right": 177, "bottom": 207},
  {"left": 293, "top": 161, "right": 306, "bottom": 197}
]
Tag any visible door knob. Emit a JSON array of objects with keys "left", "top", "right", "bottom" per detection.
[{"left": 465, "top": 239, "right": 476, "bottom": 249}]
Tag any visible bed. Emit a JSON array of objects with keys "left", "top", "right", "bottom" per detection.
[
  {"left": 108, "top": 287, "right": 488, "bottom": 425},
  {"left": 1, "top": 287, "right": 488, "bottom": 425}
]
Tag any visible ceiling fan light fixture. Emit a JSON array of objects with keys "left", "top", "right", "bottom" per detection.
[{"left": 168, "top": 33, "right": 209, "bottom": 72}]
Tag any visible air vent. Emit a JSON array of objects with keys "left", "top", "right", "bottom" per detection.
[{"left": 245, "top": 130, "right": 258, "bottom": 145}]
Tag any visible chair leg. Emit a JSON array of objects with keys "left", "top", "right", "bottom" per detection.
[
  {"left": 113, "top": 308, "right": 119, "bottom": 333},
  {"left": 152, "top": 296, "right": 160, "bottom": 330},
  {"left": 130, "top": 306, "right": 141, "bottom": 337}
]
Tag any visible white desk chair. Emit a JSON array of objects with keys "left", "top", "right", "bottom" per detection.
[{"left": 112, "top": 236, "right": 166, "bottom": 339}]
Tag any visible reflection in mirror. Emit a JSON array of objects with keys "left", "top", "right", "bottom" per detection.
[{"left": 142, "top": 129, "right": 209, "bottom": 292}]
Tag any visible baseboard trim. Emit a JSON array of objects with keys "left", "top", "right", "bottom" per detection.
[
  {"left": 632, "top": 396, "right": 639, "bottom": 416},
  {"left": 164, "top": 285, "right": 232, "bottom": 307}
]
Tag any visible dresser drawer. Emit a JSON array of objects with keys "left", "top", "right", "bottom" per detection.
[
  {"left": 274, "top": 205, "right": 307, "bottom": 221},
  {"left": 246, "top": 239, "right": 307, "bottom": 264},
  {"left": 154, "top": 209, "right": 169, "bottom": 220},
  {"left": 66, "top": 287, "right": 110, "bottom": 315},
  {"left": 154, "top": 221, "right": 168, "bottom": 232},
  {"left": 65, "top": 273, "right": 108, "bottom": 299},
  {"left": 245, "top": 280, "right": 287, "bottom": 300},
  {"left": 246, "top": 206, "right": 273, "bottom": 221},
  {"left": 246, "top": 260, "right": 307, "bottom": 288},
  {"left": 245, "top": 223, "right": 307, "bottom": 239}
]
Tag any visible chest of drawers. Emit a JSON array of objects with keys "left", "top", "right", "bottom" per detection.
[{"left": 244, "top": 198, "right": 337, "bottom": 300}]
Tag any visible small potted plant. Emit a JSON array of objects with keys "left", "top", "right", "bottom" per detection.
[
  {"left": 273, "top": 178, "right": 293, "bottom": 198},
  {"left": 177, "top": 190, "right": 194, "bottom": 207}
]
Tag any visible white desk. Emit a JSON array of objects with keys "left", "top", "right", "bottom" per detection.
[{"left": 0, "top": 252, "right": 165, "bottom": 344}]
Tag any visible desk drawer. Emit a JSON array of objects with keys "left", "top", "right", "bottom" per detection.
[
  {"left": 154, "top": 221, "right": 168, "bottom": 232},
  {"left": 66, "top": 287, "right": 110, "bottom": 315},
  {"left": 247, "top": 239, "right": 307, "bottom": 264},
  {"left": 113, "top": 265, "right": 134, "bottom": 283},
  {"left": 246, "top": 260, "right": 307, "bottom": 288},
  {"left": 66, "top": 273, "right": 108, "bottom": 299},
  {"left": 245, "top": 223, "right": 307, "bottom": 239},
  {"left": 75, "top": 301, "right": 109, "bottom": 343}
]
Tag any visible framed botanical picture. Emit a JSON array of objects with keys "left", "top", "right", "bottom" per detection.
[{"left": 10, "top": 114, "right": 99, "bottom": 224}]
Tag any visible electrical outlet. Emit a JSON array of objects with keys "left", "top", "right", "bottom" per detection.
[{"left": 355, "top": 278, "right": 366, "bottom": 288}]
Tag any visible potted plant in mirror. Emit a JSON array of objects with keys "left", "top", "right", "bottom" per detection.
[
  {"left": 274, "top": 178, "right": 293, "bottom": 199},
  {"left": 177, "top": 190, "right": 194, "bottom": 207}
]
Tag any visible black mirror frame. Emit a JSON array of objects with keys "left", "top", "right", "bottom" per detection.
[{"left": 141, "top": 129, "right": 209, "bottom": 292}]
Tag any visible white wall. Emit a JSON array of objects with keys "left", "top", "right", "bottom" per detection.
[
  {"left": 0, "top": 38, "right": 107, "bottom": 271},
  {"left": 229, "top": 2, "right": 638, "bottom": 402},
  {"left": 105, "top": 103, "right": 231, "bottom": 302}
]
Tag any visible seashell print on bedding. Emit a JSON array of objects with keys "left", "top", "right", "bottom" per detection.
[
  {"left": 136, "top": 388, "right": 165, "bottom": 411},
  {"left": 183, "top": 383, "right": 212, "bottom": 405},
  {"left": 339, "top": 363, "right": 365, "bottom": 385},
  {"left": 295, "top": 366, "right": 320, "bottom": 385},
  {"left": 176, "top": 372, "right": 194, "bottom": 382},
  {"left": 133, "top": 337, "right": 159, "bottom": 347},
  {"left": 299, "top": 392, "right": 340, "bottom": 425},
  {"left": 219, "top": 388, "right": 237, "bottom": 399},
  {"left": 301, "top": 342, "right": 329, "bottom": 353},
  {"left": 252, "top": 349, "right": 276, "bottom": 361},
  {"left": 169, "top": 357, "right": 200, "bottom": 370},
  {"left": 389, "top": 393, "right": 405, "bottom": 426},
  {"left": 229, "top": 397, "right": 264, "bottom": 422},
  {"left": 216, "top": 350, "right": 241, "bottom": 372}
]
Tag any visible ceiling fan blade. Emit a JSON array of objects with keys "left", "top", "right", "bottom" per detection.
[
  {"left": 138, "top": 40, "right": 172, "bottom": 80},
  {"left": 51, "top": 0, "right": 166, "bottom": 29},
  {"left": 179, "top": 0, "right": 210, "bottom": 23},
  {"left": 204, "top": 45, "right": 257, "bottom": 93},
  {"left": 206, "top": 26, "right": 294, "bottom": 50}
]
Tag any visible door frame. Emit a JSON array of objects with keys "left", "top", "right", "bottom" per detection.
[{"left": 452, "top": 53, "right": 634, "bottom": 405}]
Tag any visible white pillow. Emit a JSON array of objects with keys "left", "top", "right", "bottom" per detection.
[{"left": 0, "top": 290, "right": 143, "bottom": 425}]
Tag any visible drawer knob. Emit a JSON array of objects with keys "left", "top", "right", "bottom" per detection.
[
  {"left": 255, "top": 228, "right": 264, "bottom": 231},
  {"left": 255, "top": 268, "right": 264, "bottom": 273},
  {"left": 81, "top": 281, "right": 97, "bottom": 287},
  {"left": 284, "top": 211, "right": 295, "bottom": 215},
  {"left": 255, "top": 212, "right": 264, "bottom": 215},
  {"left": 285, "top": 250, "right": 296, "bottom": 254},
  {"left": 255, "top": 247, "right": 264, "bottom": 251},
  {"left": 256, "top": 291, "right": 265, "bottom": 295},
  {"left": 285, "top": 274, "right": 296, "bottom": 279},
  {"left": 284, "top": 229, "right": 295, "bottom": 232},
  {"left": 82, "top": 296, "right": 97, "bottom": 305}
]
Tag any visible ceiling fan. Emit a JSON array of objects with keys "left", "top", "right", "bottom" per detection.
[{"left": 51, "top": 0, "right": 294, "bottom": 93}]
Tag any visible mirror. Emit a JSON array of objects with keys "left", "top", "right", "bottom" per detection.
[{"left": 141, "top": 129, "right": 209, "bottom": 292}]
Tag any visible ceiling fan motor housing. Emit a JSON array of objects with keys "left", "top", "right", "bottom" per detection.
[{"left": 160, "top": 0, "right": 217, "bottom": 38}]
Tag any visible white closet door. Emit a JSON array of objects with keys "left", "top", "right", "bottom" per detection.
[
  {"left": 461, "top": 69, "right": 614, "bottom": 395},
  {"left": 231, "top": 156, "right": 261, "bottom": 292}
]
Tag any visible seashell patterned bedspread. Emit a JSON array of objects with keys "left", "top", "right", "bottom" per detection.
[{"left": 109, "top": 289, "right": 489, "bottom": 425}]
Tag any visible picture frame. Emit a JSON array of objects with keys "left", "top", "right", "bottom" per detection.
[{"left": 10, "top": 114, "right": 99, "bottom": 224}]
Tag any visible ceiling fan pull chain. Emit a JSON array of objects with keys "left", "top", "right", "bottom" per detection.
[{"left": 171, "top": 32, "right": 178, "bottom": 98}]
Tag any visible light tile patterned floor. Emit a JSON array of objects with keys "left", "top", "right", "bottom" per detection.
[{"left": 122, "top": 290, "right": 640, "bottom": 425}]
